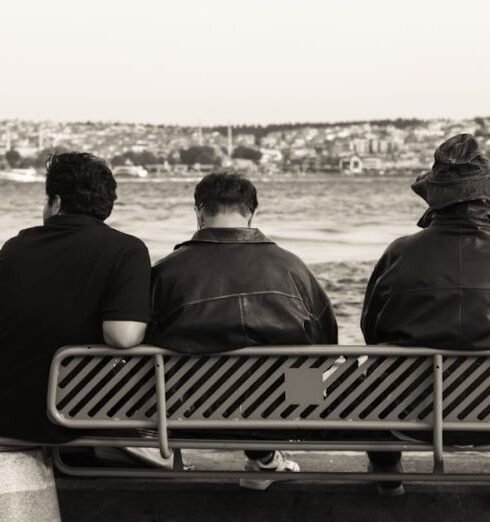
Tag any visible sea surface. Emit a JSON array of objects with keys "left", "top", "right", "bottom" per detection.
[{"left": 0, "top": 176, "right": 426, "bottom": 344}]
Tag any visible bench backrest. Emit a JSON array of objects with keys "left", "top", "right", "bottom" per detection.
[{"left": 47, "top": 345, "right": 490, "bottom": 432}]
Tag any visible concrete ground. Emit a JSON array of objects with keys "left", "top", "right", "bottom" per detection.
[{"left": 57, "top": 450, "right": 490, "bottom": 522}]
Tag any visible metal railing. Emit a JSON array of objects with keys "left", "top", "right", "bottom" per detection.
[{"left": 43, "top": 344, "right": 490, "bottom": 480}]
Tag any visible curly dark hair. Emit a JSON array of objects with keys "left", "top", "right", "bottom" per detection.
[
  {"left": 194, "top": 170, "right": 258, "bottom": 216},
  {"left": 45, "top": 152, "right": 117, "bottom": 220}
]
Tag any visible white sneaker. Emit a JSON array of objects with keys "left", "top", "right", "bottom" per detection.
[{"left": 239, "top": 451, "right": 300, "bottom": 490}]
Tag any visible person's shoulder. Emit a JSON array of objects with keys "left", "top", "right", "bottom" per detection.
[
  {"left": 384, "top": 229, "right": 426, "bottom": 256},
  {"left": 152, "top": 245, "right": 190, "bottom": 274},
  {"left": 266, "top": 243, "right": 311, "bottom": 274},
  {"left": 101, "top": 224, "right": 148, "bottom": 252},
  {"left": 378, "top": 230, "right": 429, "bottom": 269},
  {"left": 2, "top": 225, "right": 45, "bottom": 250}
]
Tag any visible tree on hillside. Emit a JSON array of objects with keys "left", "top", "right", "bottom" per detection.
[
  {"left": 5, "top": 149, "right": 22, "bottom": 168},
  {"left": 111, "top": 150, "right": 163, "bottom": 167},
  {"left": 180, "top": 146, "right": 221, "bottom": 166},
  {"left": 231, "top": 146, "right": 262, "bottom": 163}
]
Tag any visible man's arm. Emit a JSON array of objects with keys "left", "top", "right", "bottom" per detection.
[
  {"left": 101, "top": 239, "right": 151, "bottom": 349},
  {"left": 361, "top": 252, "right": 390, "bottom": 345},
  {"left": 301, "top": 269, "right": 338, "bottom": 344},
  {"left": 316, "top": 293, "right": 338, "bottom": 344},
  {"left": 103, "top": 320, "right": 147, "bottom": 348}
]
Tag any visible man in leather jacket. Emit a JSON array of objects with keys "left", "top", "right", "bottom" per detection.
[
  {"left": 148, "top": 171, "right": 337, "bottom": 489},
  {"left": 361, "top": 133, "right": 490, "bottom": 494},
  {"left": 149, "top": 171, "right": 337, "bottom": 352}
]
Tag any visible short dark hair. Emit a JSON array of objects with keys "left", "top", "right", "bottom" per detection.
[
  {"left": 194, "top": 171, "right": 258, "bottom": 216},
  {"left": 45, "top": 152, "right": 117, "bottom": 221}
]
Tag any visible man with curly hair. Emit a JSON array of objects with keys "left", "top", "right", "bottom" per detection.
[{"left": 0, "top": 152, "right": 151, "bottom": 444}]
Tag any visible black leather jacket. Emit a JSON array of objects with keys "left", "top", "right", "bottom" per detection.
[
  {"left": 362, "top": 201, "right": 490, "bottom": 350},
  {"left": 148, "top": 227, "right": 337, "bottom": 353}
]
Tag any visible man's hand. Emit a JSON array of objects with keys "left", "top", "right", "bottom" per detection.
[{"left": 103, "top": 320, "right": 147, "bottom": 348}]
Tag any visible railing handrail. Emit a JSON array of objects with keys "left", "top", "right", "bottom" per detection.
[{"left": 51, "top": 344, "right": 490, "bottom": 359}]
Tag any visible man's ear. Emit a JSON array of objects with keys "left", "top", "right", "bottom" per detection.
[
  {"left": 51, "top": 195, "right": 62, "bottom": 216},
  {"left": 194, "top": 206, "right": 204, "bottom": 229}
]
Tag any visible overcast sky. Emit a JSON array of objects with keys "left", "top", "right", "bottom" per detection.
[{"left": 0, "top": 0, "right": 489, "bottom": 125}]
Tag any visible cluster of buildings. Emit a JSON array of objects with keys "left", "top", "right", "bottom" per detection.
[{"left": 1, "top": 117, "right": 489, "bottom": 176}]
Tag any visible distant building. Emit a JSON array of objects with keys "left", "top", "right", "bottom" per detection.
[
  {"left": 11, "top": 133, "right": 42, "bottom": 157},
  {"left": 361, "top": 155, "right": 383, "bottom": 171},
  {"left": 260, "top": 148, "right": 283, "bottom": 164},
  {"left": 318, "top": 156, "right": 341, "bottom": 173},
  {"left": 230, "top": 158, "right": 259, "bottom": 174},
  {"left": 235, "top": 134, "right": 256, "bottom": 147},
  {"left": 353, "top": 138, "right": 370, "bottom": 155},
  {"left": 339, "top": 155, "right": 362, "bottom": 175}
]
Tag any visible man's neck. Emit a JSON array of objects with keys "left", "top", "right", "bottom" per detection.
[{"left": 202, "top": 214, "right": 251, "bottom": 228}]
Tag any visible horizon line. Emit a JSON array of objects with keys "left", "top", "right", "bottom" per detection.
[{"left": 1, "top": 115, "right": 488, "bottom": 129}]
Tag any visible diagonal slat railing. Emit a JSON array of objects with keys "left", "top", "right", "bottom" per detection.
[
  {"left": 48, "top": 345, "right": 490, "bottom": 475},
  {"left": 443, "top": 359, "right": 490, "bottom": 421},
  {"left": 378, "top": 358, "right": 433, "bottom": 420}
]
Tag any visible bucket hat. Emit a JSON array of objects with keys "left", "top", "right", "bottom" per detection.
[{"left": 411, "top": 133, "right": 490, "bottom": 209}]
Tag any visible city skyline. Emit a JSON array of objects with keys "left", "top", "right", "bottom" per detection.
[
  {"left": 2, "top": 114, "right": 487, "bottom": 178},
  {"left": 1, "top": 0, "right": 489, "bottom": 125}
]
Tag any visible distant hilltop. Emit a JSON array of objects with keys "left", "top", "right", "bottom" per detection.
[{"left": 1, "top": 117, "right": 489, "bottom": 177}]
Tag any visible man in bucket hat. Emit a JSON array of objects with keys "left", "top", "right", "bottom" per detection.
[
  {"left": 362, "top": 133, "right": 490, "bottom": 348},
  {"left": 361, "top": 133, "right": 490, "bottom": 495}
]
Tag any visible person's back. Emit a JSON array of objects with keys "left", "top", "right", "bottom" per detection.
[
  {"left": 362, "top": 201, "right": 490, "bottom": 349},
  {"left": 151, "top": 228, "right": 336, "bottom": 353},
  {"left": 148, "top": 171, "right": 337, "bottom": 489},
  {"left": 0, "top": 152, "right": 151, "bottom": 443}
]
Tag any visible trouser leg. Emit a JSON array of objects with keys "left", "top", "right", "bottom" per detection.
[{"left": 367, "top": 451, "right": 402, "bottom": 468}]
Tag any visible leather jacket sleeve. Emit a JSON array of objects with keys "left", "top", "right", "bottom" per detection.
[
  {"left": 316, "top": 293, "right": 338, "bottom": 344},
  {"left": 361, "top": 251, "right": 391, "bottom": 345},
  {"left": 303, "top": 270, "right": 338, "bottom": 345}
]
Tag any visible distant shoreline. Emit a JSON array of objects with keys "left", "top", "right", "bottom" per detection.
[{"left": 0, "top": 171, "right": 417, "bottom": 184}]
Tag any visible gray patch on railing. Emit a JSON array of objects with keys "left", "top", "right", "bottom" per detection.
[{"left": 285, "top": 368, "right": 325, "bottom": 404}]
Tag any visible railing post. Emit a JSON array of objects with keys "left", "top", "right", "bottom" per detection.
[
  {"left": 154, "top": 354, "right": 172, "bottom": 459},
  {"left": 432, "top": 354, "right": 444, "bottom": 473},
  {"left": 173, "top": 448, "right": 184, "bottom": 471}
]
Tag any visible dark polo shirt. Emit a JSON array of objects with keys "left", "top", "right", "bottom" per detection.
[{"left": 0, "top": 214, "right": 151, "bottom": 442}]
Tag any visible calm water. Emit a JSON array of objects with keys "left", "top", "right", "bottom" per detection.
[{"left": 0, "top": 177, "right": 426, "bottom": 344}]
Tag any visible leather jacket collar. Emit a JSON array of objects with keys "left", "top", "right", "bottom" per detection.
[
  {"left": 417, "top": 200, "right": 490, "bottom": 229},
  {"left": 175, "top": 227, "right": 275, "bottom": 249}
]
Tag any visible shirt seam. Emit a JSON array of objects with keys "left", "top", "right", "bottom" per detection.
[
  {"left": 313, "top": 302, "right": 330, "bottom": 322},
  {"left": 387, "top": 285, "right": 490, "bottom": 296},
  {"left": 238, "top": 295, "right": 253, "bottom": 344},
  {"left": 176, "top": 240, "right": 274, "bottom": 248},
  {"left": 155, "top": 291, "right": 312, "bottom": 324}
]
